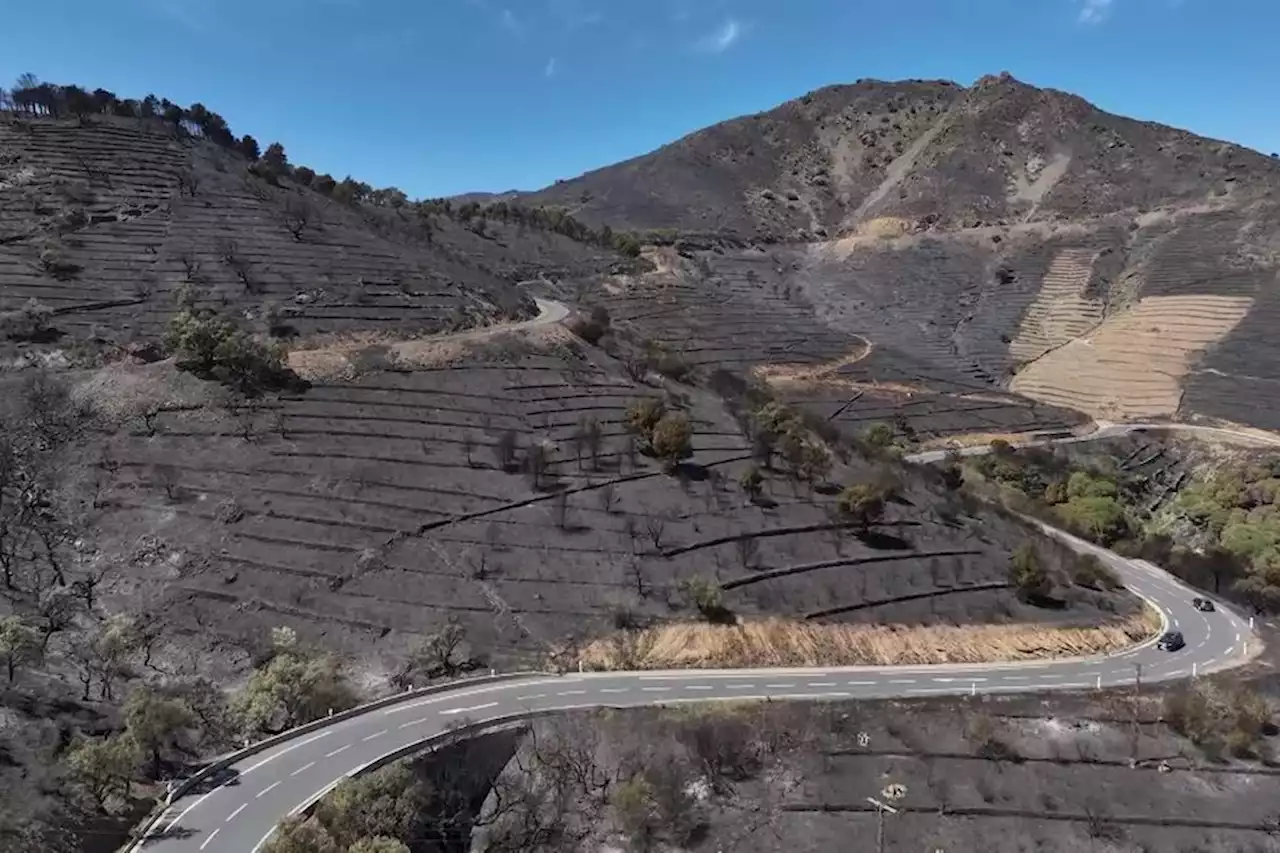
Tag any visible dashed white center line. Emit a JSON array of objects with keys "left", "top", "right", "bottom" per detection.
[
  {"left": 600, "top": 687, "right": 630, "bottom": 694},
  {"left": 889, "top": 679, "right": 916, "bottom": 685},
  {"left": 517, "top": 693, "right": 546, "bottom": 701},
  {"left": 199, "top": 828, "right": 221, "bottom": 850},
  {"left": 226, "top": 803, "right": 248, "bottom": 823},
  {"left": 684, "top": 685, "right": 713, "bottom": 691},
  {"left": 256, "top": 781, "right": 281, "bottom": 799},
  {"left": 726, "top": 683, "right": 757, "bottom": 690},
  {"left": 765, "top": 683, "right": 794, "bottom": 689},
  {"left": 808, "top": 682, "right": 836, "bottom": 688},
  {"left": 290, "top": 761, "right": 316, "bottom": 777},
  {"left": 398, "top": 717, "right": 431, "bottom": 730},
  {"left": 556, "top": 690, "right": 587, "bottom": 696},
  {"left": 847, "top": 680, "right": 876, "bottom": 686},
  {"left": 642, "top": 687, "right": 671, "bottom": 692},
  {"left": 440, "top": 701, "right": 499, "bottom": 716},
  {"left": 324, "top": 744, "right": 351, "bottom": 759},
  {"left": 1001, "top": 675, "right": 1029, "bottom": 681},
  {"left": 361, "top": 729, "right": 387, "bottom": 742}
]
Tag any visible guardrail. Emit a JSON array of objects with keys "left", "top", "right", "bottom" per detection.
[{"left": 122, "top": 670, "right": 549, "bottom": 852}]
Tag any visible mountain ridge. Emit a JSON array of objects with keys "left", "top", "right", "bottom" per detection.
[{"left": 518, "top": 71, "right": 1280, "bottom": 243}]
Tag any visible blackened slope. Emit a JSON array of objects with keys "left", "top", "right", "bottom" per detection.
[
  {"left": 0, "top": 114, "right": 619, "bottom": 352},
  {"left": 519, "top": 74, "right": 1280, "bottom": 240},
  {"left": 522, "top": 79, "right": 965, "bottom": 238}
]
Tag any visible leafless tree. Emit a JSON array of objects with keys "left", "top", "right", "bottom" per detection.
[
  {"left": 524, "top": 442, "right": 550, "bottom": 490},
  {"left": 495, "top": 429, "right": 519, "bottom": 472},
  {"left": 628, "top": 557, "right": 647, "bottom": 597},
  {"left": 644, "top": 515, "right": 666, "bottom": 551},
  {"left": 598, "top": 482, "right": 617, "bottom": 514},
  {"left": 552, "top": 489, "right": 571, "bottom": 531},
  {"left": 280, "top": 196, "right": 313, "bottom": 241}
]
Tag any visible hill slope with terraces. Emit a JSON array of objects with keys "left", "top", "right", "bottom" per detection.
[
  {"left": 0, "top": 112, "right": 623, "bottom": 363},
  {"left": 526, "top": 72, "right": 1280, "bottom": 432}
]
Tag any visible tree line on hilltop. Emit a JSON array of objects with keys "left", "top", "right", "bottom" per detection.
[{"left": 1, "top": 73, "right": 644, "bottom": 257}]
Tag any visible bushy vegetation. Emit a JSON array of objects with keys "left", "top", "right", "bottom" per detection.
[
  {"left": 968, "top": 441, "right": 1280, "bottom": 614},
  {"left": 1169, "top": 459, "right": 1280, "bottom": 612},
  {"left": 0, "top": 298, "right": 55, "bottom": 341},
  {"left": 971, "top": 444, "right": 1135, "bottom": 546},
  {"left": 165, "top": 307, "right": 297, "bottom": 395},
  {"left": 1162, "top": 681, "right": 1273, "bottom": 759}
]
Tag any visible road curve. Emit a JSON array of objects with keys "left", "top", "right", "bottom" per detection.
[
  {"left": 907, "top": 421, "right": 1280, "bottom": 465},
  {"left": 141, "top": 523, "right": 1256, "bottom": 853}
]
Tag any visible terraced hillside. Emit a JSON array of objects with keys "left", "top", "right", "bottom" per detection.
[
  {"left": 73, "top": 316, "right": 1135, "bottom": 686},
  {"left": 521, "top": 73, "right": 1280, "bottom": 432},
  {"left": 0, "top": 112, "right": 620, "bottom": 361}
]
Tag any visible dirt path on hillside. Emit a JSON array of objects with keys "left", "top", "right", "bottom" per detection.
[
  {"left": 289, "top": 297, "right": 569, "bottom": 380},
  {"left": 753, "top": 335, "right": 875, "bottom": 385}
]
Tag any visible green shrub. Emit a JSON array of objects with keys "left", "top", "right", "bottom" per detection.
[
  {"left": 837, "top": 483, "right": 886, "bottom": 531},
  {"left": 166, "top": 308, "right": 294, "bottom": 394},
  {"left": 651, "top": 412, "right": 693, "bottom": 469},
  {"left": 1072, "top": 554, "right": 1120, "bottom": 590},
  {"left": 1008, "top": 545, "right": 1052, "bottom": 600}
]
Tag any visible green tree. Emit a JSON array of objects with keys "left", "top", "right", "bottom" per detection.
[
  {"left": 739, "top": 465, "right": 764, "bottom": 502},
  {"left": 837, "top": 483, "right": 886, "bottom": 531},
  {"left": 1008, "top": 544, "right": 1052, "bottom": 600},
  {"left": 1056, "top": 495, "right": 1128, "bottom": 544},
  {"left": 625, "top": 398, "right": 666, "bottom": 441},
  {"left": 65, "top": 734, "right": 138, "bottom": 811},
  {"left": 0, "top": 615, "right": 40, "bottom": 682},
  {"left": 651, "top": 412, "right": 693, "bottom": 469},
  {"left": 348, "top": 839, "right": 411, "bottom": 853},
  {"left": 293, "top": 166, "right": 316, "bottom": 187},
  {"left": 238, "top": 134, "right": 261, "bottom": 161},
  {"left": 123, "top": 685, "right": 196, "bottom": 780},
  {"left": 1066, "top": 470, "right": 1118, "bottom": 500},
  {"left": 859, "top": 422, "right": 896, "bottom": 449},
  {"left": 315, "top": 763, "right": 430, "bottom": 849},
  {"left": 233, "top": 647, "right": 358, "bottom": 736},
  {"left": 611, "top": 775, "right": 658, "bottom": 847},
  {"left": 263, "top": 816, "right": 340, "bottom": 853}
]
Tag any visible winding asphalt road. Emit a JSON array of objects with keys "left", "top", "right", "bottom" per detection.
[{"left": 140, "top": 523, "right": 1256, "bottom": 853}]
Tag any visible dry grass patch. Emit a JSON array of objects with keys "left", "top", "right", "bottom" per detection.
[
  {"left": 579, "top": 609, "right": 1160, "bottom": 671},
  {"left": 1011, "top": 294, "right": 1254, "bottom": 420}
]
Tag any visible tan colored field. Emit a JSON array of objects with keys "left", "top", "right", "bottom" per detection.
[
  {"left": 1011, "top": 295, "right": 1254, "bottom": 420},
  {"left": 578, "top": 608, "right": 1160, "bottom": 671}
]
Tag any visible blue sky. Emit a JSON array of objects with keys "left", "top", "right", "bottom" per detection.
[{"left": 4, "top": 0, "right": 1277, "bottom": 198}]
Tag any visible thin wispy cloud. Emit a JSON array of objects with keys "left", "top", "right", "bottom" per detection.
[
  {"left": 548, "top": 0, "right": 603, "bottom": 30},
  {"left": 695, "top": 17, "right": 743, "bottom": 54},
  {"left": 501, "top": 8, "right": 522, "bottom": 33},
  {"left": 1078, "top": 0, "right": 1114, "bottom": 24},
  {"left": 544, "top": 57, "right": 558, "bottom": 77}
]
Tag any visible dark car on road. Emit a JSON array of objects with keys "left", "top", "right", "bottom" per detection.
[
  {"left": 1192, "top": 597, "right": 1216, "bottom": 612},
  {"left": 1157, "top": 630, "right": 1186, "bottom": 652}
]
